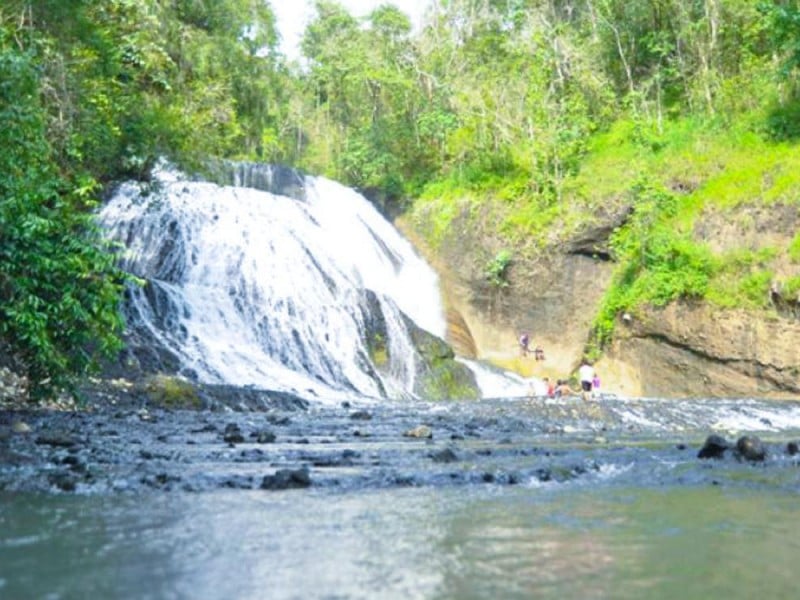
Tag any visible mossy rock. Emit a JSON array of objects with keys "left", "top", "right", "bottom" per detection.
[
  {"left": 366, "top": 332, "right": 389, "bottom": 367},
  {"left": 406, "top": 316, "right": 480, "bottom": 400},
  {"left": 417, "top": 359, "right": 480, "bottom": 401},
  {"left": 144, "top": 374, "right": 201, "bottom": 409}
]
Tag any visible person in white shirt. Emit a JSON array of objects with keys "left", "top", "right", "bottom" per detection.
[{"left": 578, "top": 359, "right": 595, "bottom": 402}]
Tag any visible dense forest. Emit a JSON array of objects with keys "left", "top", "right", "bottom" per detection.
[{"left": 2, "top": 0, "right": 800, "bottom": 398}]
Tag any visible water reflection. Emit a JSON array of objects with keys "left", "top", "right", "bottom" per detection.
[{"left": 3, "top": 485, "right": 800, "bottom": 599}]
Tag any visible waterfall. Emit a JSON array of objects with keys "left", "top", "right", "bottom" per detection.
[{"left": 99, "top": 165, "right": 449, "bottom": 401}]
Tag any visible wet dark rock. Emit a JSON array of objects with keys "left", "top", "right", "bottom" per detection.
[
  {"left": 266, "top": 414, "right": 292, "bottom": 426},
  {"left": 48, "top": 472, "right": 78, "bottom": 492},
  {"left": 205, "top": 161, "right": 307, "bottom": 202},
  {"left": 142, "top": 473, "right": 181, "bottom": 489},
  {"left": 221, "top": 475, "right": 255, "bottom": 489},
  {"left": 787, "top": 441, "right": 799, "bottom": 456},
  {"left": 389, "top": 474, "right": 415, "bottom": 487},
  {"left": 350, "top": 410, "right": 372, "bottom": 421},
  {"left": 534, "top": 468, "right": 552, "bottom": 482},
  {"left": 223, "top": 423, "right": 245, "bottom": 444},
  {"left": 59, "top": 455, "right": 87, "bottom": 473},
  {"left": 430, "top": 448, "right": 459, "bottom": 463},
  {"left": 191, "top": 424, "right": 217, "bottom": 433},
  {"left": 252, "top": 430, "right": 276, "bottom": 444},
  {"left": 260, "top": 467, "right": 311, "bottom": 490},
  {"left": 36, "top": 434, "right": 79, "bottom": 448},
  {"left": 698, "top": 434, "right": 730, "bottom": 459},
  {"left": 735, "top": 436, "right": 766, "bottom": 462},
  {"left": 237, "top": 449, "right": 265, "bottom": 461}
]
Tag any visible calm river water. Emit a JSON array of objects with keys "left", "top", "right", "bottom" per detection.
[{"left": 3, "top": 396, "right": 800, "bottom": 599}]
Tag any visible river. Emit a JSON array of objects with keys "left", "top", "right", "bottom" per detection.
[{"left": 3, "top": 394, "right": 800, "bottom": 599}]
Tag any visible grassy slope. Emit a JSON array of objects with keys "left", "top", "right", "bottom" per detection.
[{"left": 410, "top": 111, "right": 800, "bottom": 356}]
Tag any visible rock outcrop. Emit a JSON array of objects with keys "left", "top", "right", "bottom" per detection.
[
  {"left": 401, "top": 200, "right": 800, "bottom": 399},
  {"left": 604, "top": 303, "right": 800, "bottom": 398}
]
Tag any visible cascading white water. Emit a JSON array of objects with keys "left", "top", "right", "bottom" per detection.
[{"left": 99, "top": 166, "right": 449, "bottom": 401}]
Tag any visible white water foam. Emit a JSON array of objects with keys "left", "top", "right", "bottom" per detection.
[
  {"left": 459, "top": 359, "right": 542, "bottom": 398},
  {"left": 100, "top": 168, "right": 448, "bottom": 401}
]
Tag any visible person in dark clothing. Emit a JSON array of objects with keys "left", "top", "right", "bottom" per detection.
[{"left": 519, "top": 333, "right": 530, "bottom": 357}]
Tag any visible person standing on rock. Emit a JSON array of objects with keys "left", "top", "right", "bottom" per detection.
[
  {"left": 592, "top": 373, "right": 601, "bottom": 399},
  {"left": 519, "top": 332, "right": 530, "bottom": 357},
  {"left": 578, "top": 359, "right": 595, "bottom": 402}
]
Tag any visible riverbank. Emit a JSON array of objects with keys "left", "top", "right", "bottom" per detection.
[{"left": 4, "top": 378, "right": 800, "bottom": 496}]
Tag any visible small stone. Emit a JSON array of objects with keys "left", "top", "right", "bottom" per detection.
[
  {"left": 403, "top": 425, "right": 432, "bottom": 439},
  {"left": 48, "top": 472, "right": 77, "bottom": 492},
  {"left": 12, "top": 421, "right": 31, "bottom": 434},
  {"left": 253, "top": 430, "right": 276, "bottom": 444},
  {"left": 260, "top": 467, "right": 311, "bottom": 490},
  {"left": 223, "top": 431, "right": 245, "bottom": 444}
]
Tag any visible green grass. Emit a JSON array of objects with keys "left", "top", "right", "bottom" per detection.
[{"left": 789, "top": 233, "right": 800, "bottom": 263}]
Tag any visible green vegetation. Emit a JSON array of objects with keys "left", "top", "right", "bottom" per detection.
[
  {"left": 590, "top": 180, "right": 717, "bottom": 352},
  {"left": 485, "top": 250, "right": 513, "bottom": 288},
  {"left": 144, "top": 374, "right": 201, "bottom": 409},
  {"left": 3, "top": 0, "right": 800, "bottom": 395},
  {"left": 1, "top": 0, "right": 286, "bottom": 398},
  {"left": 0, "top": 32, "right": 124, "bottom": 399},
  {"left": 366, "top": 332, "right": 389, "bottom": 367},
  {"left": 790, "top": 233, "right": 800, "bottom": 263},
  {"left": 419, "top": 359, "right": 481, "bottom": 401}
]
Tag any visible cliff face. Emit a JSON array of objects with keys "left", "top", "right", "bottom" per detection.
[
  {"left": 401, "top": 201, "right": 800, "bottom": 399},
  {"left": 605, "top": 303, "right": 800, "bottom": 398}
]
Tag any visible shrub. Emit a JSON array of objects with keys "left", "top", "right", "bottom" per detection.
[
  {"left": 486, "top": 250, "right": 513, "bottom": 288},
  {"left": 591, "top": 181, "right": 714, "bottom": 350},
  {"left": 0, "top": 37, "right": 125, "bottom": 399}
]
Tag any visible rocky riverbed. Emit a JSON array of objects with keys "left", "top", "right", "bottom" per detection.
[{"left": 4, "top": 377, "right": 800, "bottom": 496}]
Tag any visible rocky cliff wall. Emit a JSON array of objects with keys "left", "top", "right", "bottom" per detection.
[
  {"left": 603, "top": 303, "right": 800, "bottom": 398},
  {"left": 401, "top": 201, "right": 800, "bottom": 399}
]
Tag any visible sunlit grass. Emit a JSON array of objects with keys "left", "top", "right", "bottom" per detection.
[{"left": 413, "top": 106, "right": 800, "bottom": 354}]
